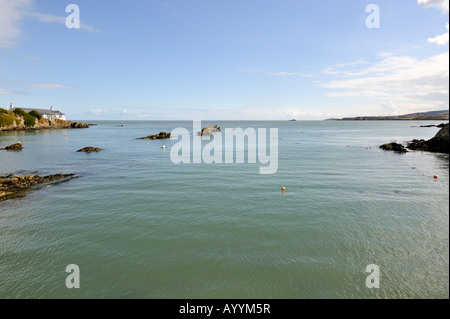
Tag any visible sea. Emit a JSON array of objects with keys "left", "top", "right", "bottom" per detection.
[{"left": 0, "top": 120, "right": 448, "bottom": 298}]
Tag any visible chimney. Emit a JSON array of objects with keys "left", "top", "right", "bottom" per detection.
[{"left": 50, "top": 106, "right": 53, "bottom": 111}]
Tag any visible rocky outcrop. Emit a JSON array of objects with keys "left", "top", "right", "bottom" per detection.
[
  {"left": 407, "top": 123, "right": 449, "bottom": 153},
  {"left": 379, "top": 142, "right": 408, "bottom": 153},
  {"left": 414, "top": 123, "right": 447, "bottom": 128},
  {"left": 0, "top": 173, "right": 77, "bottom": 201},
  {"left": 0, "top": 109, "right": 90, "bottom": 131},
  {"left": 138, "top": 131, "right": 171, "bottom": 140},
  {"left": 198, "top": 125, "right": 221, "bottom": 136},
  {"left": 77, "top": 147, "right": 102, "bottom": 153},
  {"left": 70, "top": 122, "right": 90, "bottom": 129},
  {"left": 1, "top": 142, "right": 23, "bottom": 151}
]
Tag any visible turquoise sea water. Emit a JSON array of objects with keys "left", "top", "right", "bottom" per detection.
[{"left": 0, "top": 120, "right": 448, "bottom": 299}]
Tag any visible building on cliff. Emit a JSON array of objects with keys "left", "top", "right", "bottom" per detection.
[{"left": 11, "top": 106, "right": 66, "bottom": 120}]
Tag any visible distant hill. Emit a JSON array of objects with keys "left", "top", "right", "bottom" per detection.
[{"left": 332, "top": 110, "right": 449, "bottom": 121}]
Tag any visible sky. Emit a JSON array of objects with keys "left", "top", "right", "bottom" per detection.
[{"left": 0, "top": 0, "right": 448, "bottom": 120}]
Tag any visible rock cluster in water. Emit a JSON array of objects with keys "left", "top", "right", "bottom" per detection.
[
  {"left": 0, "top": 173, "right": 77, "bottom": 201},
  {"left": 138, "top": 131, "right": 171, "bottom": 140},
  {"left": 407, "top": 123, "right": 449, "bottom": 153},
  {"left": 379, "top": 142, "right": 408, "bottom": 153}
]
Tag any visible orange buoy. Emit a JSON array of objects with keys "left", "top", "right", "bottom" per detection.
[
  {"left": 281, "top": 187, "right": 286, "bottom": 191},
  {"left": 64, "top": 134, "right": 66, "bottom": 137},
  {"left": 434, "top": 175, "right": 438, "bottom": 179}
]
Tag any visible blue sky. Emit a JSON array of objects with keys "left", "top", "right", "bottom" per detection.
[{"left": 0, "top": 0, "right": 448, "bottom": 120}]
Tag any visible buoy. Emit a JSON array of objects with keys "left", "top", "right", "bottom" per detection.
[
  {"left": 434, "top": 175, "right": 438, "bottom": 179},
  {"left": 64, "top": 134, "right": 66, "bottom": 137},
  {"left": 281, "top": 187, "right": 286, "bottom": 191}
]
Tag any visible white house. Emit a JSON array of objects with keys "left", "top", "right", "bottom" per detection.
[{"left": 11, "top": 106, "right": 66, "bottom": 120}]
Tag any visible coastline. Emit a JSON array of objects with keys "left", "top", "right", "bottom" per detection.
[{"left": 0, "top": 118, "right": 90, "bottom": 132}]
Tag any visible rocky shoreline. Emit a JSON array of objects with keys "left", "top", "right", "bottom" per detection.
[
  {"left": 0, "top": 108, "right": 90, "bottom": 131},
  {"left": 0, "top": 119, "right": 90, "bottom": 131},
  {"left": 380, "top": 123, "right": 449, "bottom": 154},
  {"left": 0, "top": 173, "right": 78, "bottom": 202}
]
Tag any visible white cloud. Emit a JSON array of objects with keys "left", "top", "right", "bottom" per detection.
[
  {"left": 428, "top": 23, "right": 449, "bottom": 45},
  {"left": 322, "top": 60, "right": 369, "bottom": 76},
  {"left": 380, "top": 101, "right": 405, "bottom": 115},
  {"left": 322, "top": 52, "right": 449, "bottom": 114},
  {"left": 27, "top": 12, "right": 100, "bottom": 33},
  {"left": 265, "top": 71, "right": 314, "bottom": 77},
  {"left": 418, "top": 0, "right": 449, "bottom": 13},
  {"left": 88, "top": 109, "right": 108, "bottom": 116},
  {"left": 238, "top": 69, "right": 314, "bottom": 77},
  {"left": 0, "top": 0, "right": 32, "bottom": 48},
  {"left": 0, "top": 0, "right": 99, "bottom": 48},
  {"left": 266, "top": 72, "right": 299, "bottom": 76},
  {"left": 0, "top": 88, "right": 17, "bottom": 95},
  {"left": 27, "top": 82, "right": 76, "bottom": 90},
  {"left": 122, "top": 109, "right": 155, "bottom": 118}
]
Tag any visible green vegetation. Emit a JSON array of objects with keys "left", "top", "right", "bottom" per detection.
[
  {"left": 13, "top": 108, "right": 27, "bottom": 117},
  {"left": 9, "top": 108, "right": 38, "bottom": 127},
  {"left": 0, "top": 108, "right": 61, "bottom": 129},
  {"left": 28, "top": 110, "right": 42, "bottom": 120},
  {"left": 0, "top": 113, "right": 16, "bottom": 127},
  {"left": 24, "top": 113, "right": 36, "bottom": 127}
]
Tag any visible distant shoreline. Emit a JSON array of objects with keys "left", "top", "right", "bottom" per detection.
[{"left": 327, "top": 110, "right": 449, "bottom": 121}]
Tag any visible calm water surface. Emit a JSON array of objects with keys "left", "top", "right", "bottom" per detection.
[{"left": 0, "top": 120, "right": 448, "bottom": 298}]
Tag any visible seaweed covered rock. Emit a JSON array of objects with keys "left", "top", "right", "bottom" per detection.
[
  {"left": 0, "top": 173, "right": 77, "bottom": 201},
  {"left": 77, "top": 147, "right": 102, "bottom": 153},
  {"left": 1, "top": 142, "right": 23, "bottom": 151},
  {"left": 407, "top": 139, "right": 428, "bottom": 152},
  {"left": 379, "top": 142, "right": 408, "bottom": 153},
  {"left": 138, "top": 131, "right": 171, "bottom": 140}
]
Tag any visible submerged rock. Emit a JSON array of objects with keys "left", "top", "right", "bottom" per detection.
[
  {"left": 77, "top": 147, "right": 102, "bottom": 153},
  {"left": 1, "top": 142, "right": 23, "bottom": 151},
  {"left": 0, "top": 173, "right": 77, "bottom": 201},
  {"left": 379, "top": 142, "right": 408, "bottom": 153},
  {"left": 138, "top": 131, "right": 171, "bottom": 140}
]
